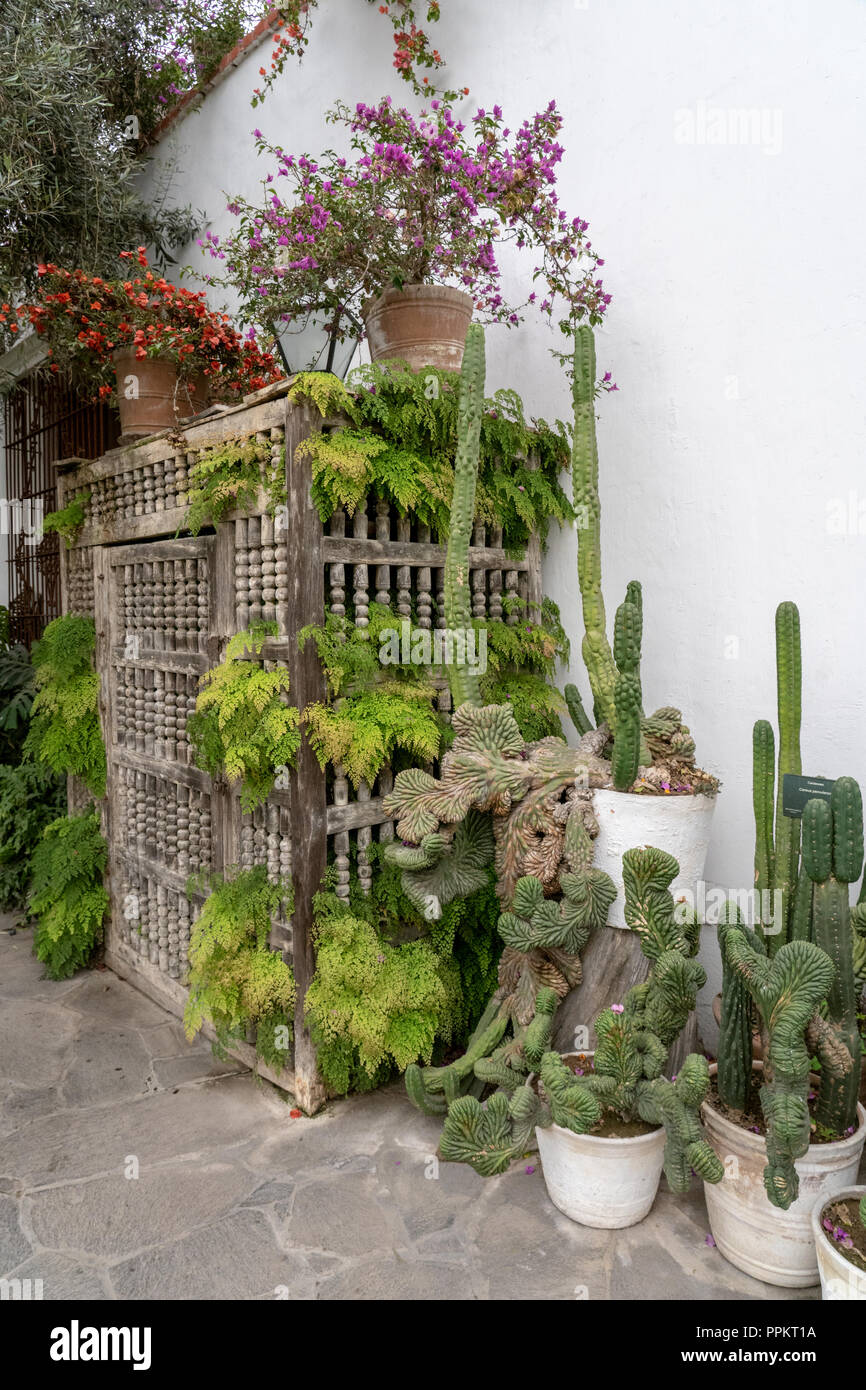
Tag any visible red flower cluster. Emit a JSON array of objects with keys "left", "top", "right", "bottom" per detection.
[{"left": 25, "top": 251, "right": 281, "bottom": 402}]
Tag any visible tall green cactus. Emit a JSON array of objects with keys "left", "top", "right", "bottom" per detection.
[
  {"left": 802, "top": 777, "right": 864, "bottom": 1134},
  {"left": 443, "top": 321, "right": 485, "bottom": 709},
  {"left": 572, "top": 324, "right": 618, "bottom": 729},
  {"left": 611, "top": 584, "right": 644, "bottom": 790},
  {"left": 751, "top": 602, "right": 802, "bottom": 955}
]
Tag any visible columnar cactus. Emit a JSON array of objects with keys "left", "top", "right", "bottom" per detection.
[
  {"left": 443, "top": 321, "right": 485, "bottom": 709},
  {"left": 611, "top": 583, "right": 644, "bottom": 790},
  {"left": 753, "top": 602, "right": 803, "bottom": 953},
  {"left": 568, "top": 327, "right": 704, "bottom": 791},
  {"left": 802, "top": 776, "right": 864, "bottom": 1134},
  {"left": 571, "top": 323, "right": 618, "bottom": 730}
]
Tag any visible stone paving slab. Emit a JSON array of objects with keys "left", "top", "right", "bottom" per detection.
[{"left": 0, "top": 920, "right": 852, "bottom": 1301}]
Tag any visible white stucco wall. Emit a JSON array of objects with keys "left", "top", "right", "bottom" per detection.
[{"left": 142, "top": 0, "right": 866, "bottom": 1043}]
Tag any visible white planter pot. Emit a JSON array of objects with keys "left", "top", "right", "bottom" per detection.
[
  {"left": 812, "top": 1187, "right": 866, "bottom": 1299},
  {"left": 536, "top": 1118, "right": 666, "bottom": 1229},
  {"left": 591, "top": 789, "right": 717, "bottom": 929},
  {"left": 701, "top": 1068, "right": 866, "bottom": 1287}
]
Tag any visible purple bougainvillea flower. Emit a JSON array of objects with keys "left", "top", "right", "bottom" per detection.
[
  {"left": 705, "top": 1234, "right": 716, "bottom": 1248},
  {"left": 525, "top": 1165, "right": 536, "bottom": 1175}
]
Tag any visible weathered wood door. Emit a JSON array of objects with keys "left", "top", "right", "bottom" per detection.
[{"left": 94, "top": 535, "right": 224, "bottom": 1008}]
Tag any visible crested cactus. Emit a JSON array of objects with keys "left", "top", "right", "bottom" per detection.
[
  {"left": 437, "top": 845, "right": 724, "bottom": 1193},
  {"left": 802, "top": 777, "right": 864, "bottom": 1134},
  {"left": 717, "top": 912, "right": 834, "bottom": 1208},
  {"left": 443, "top": 321, "right": 485, "bottom": 710}
]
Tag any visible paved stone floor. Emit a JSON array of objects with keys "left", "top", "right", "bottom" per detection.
[{"left": 0, "top": 921, "right": 840, "bottom": 1301}]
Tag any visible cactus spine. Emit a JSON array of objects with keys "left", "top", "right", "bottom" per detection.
[
  {"left": 572, "top": 324, "right": 618, "bottom": 729},
  {"left": 443, "top": 322, "right": 485, "bottom": 709},
  {"left": 802, "top": 777, "right": 864, "bottom": 1134}
]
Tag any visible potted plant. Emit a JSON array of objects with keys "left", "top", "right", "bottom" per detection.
[
  {"left": 700, "top": 603, "right": 866, "bottom": 1286},
  {"left": 526, "top": 845, "right": 724, "bottom": 1228},
  {"left": 564, "top": 325, "right": 719, "bottom": 926},
  {"left": 25, "top": 250, "right": 279, "bottom": 437},
  {"left": 203, "top": 97, "right": 609, "bottom": 372},
  {"left": 812, "top": 1188, "right": 866, "bottom": 1299}
]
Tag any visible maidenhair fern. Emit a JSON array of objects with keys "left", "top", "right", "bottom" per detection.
[
  {"left": 188, "top": 622, "right": 301, "bottom": 810},
  {"left": 42, "top": 491, "right": 89, "bottom": 548},
  {"left": 480, "top": 670, "right": 567, "bottom": 742},
  {"left": 305, "top": 895, "right": 460, "bottom": 1093},
  {"left": 304, "top": 683, "right": 442, "bottom": 789},
  {"left": 184, "top": 866, "right": 295, "bottom": 1068},
  {"left": 28, "top": 809, "right": 108, "bottom": 979},
  {"left": 24, "top": 614, "right": 106, "bottom": 796},
  {"left": 289, "top": 362, "right": 574, "bottom": 551},
  {"left": 185, "top": 437, "right": 286, "bottom": 536}
]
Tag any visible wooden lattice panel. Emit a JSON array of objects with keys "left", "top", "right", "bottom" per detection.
[{"left": 53, "top": 383, "right": 544, "bottom": 1110}]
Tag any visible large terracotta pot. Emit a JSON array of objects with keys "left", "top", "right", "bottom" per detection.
[
  {"left": 591, "top": 789, "right": 717, "bottom": 929},
  {"left": 702, "top": 1062, "right": 866, "bottom": 1287},
  {"left": 812, "top": 1186, "right": 866, "bottom": 1299},
  {"left": 363, "top": 285, "right": 474, "bottom": 372},
  {"left": 113, "top": 350, "right": 207, "bottom": 438}
]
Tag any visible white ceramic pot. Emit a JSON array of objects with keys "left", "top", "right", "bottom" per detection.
[
  {"left": 701, "top": 1067, "right": 866, "bottom": 1287},
  {"left": 591, "top": 788, "right": 717, "bottom": 929},
  {"left": 812, "top": 1187, "right": 866, "bottom": 1299},
  {"left": 536, "top": 1118, "right": 666, "bottom": 1229}
]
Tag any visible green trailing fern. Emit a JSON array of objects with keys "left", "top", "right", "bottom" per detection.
[
  {"left": 0, "top": 763, "right": 65, "bottom": 910},
  {"left": 289, "top": 363, "right": 573, "bottom": 553},
  {"left": 304, "top": 684, "right": 442, "bottom": 790},
  {"left": 305, "top": 893, "right": 461, "bottom": 1094},
  {"left": 184, "top": 437, "right": 286, "bottom": 536},
  {"left": 42, "top": 491, "right": 89, "bottom": 548},
  {"left": 28, "top": 809, "right": 108, "bottom": 979},
  {"left": 188, "top": 622, "right": 301, "bottom": 810},
  {"left": 184, "top": 866, "right": 295, "bottom": 1069},
  {"left": 23, "top": 614, "right": 106, "bottom": 797}
]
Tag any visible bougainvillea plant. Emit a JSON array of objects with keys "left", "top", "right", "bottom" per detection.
[
  {"left": 203, "top": 97, "right": 609, "bottom": 355},
  {"left": 23, "top": 248, "right": 279, "bottom": 401},
  {"left": 254, "top": 2, "right": 450, "bottom": 107}
]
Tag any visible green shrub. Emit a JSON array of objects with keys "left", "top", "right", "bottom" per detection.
[
  {"left": 0, "top": 642, "right": 37, "bottom": 763},
  {"left": 0, "top": 763, "right": 65, "bottom": 909},
  {"left": 23, "top": 614, "right": 106, "bottom": 796},
  {"left": 184, "top": 866, "right": 295, "bottom": 1069},
  {"left": 28, "top": 809, "right": 108, "bottom": 979},
  {"left": 42, "top": 491, "right": 89, "bottom": 548},
  {"left": 184, "top": 438, "right": 285, "bottom": 536}
]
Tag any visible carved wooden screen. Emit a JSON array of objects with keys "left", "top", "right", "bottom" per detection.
[{"left": 55, "top": 382, "right": 543, "bottom": 1113}]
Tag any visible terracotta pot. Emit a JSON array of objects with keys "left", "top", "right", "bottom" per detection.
[
  {"left": 701, "top": 1062, "right": 866, "bottom": 1287},
  {"left": 362, "top": 284, "right": 474, "bottom": 372},
  {"left": 113, "top": 350, "right": 207, "bottom": 438},
  {"left": 812, "top": 1186, "right": 866, "bottom": 1299},
  {"left": 591, "top": 789, "right": 717, "bottom": 929}
]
